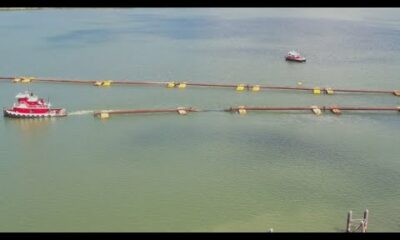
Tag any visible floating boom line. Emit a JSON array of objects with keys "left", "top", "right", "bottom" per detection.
[
  {"left": 226, "top": 105, "right": 400, "bottom": 115},
  {"left": 226, "top": 106, "right": 400, "bottom": 112},
  {"left": 93, "top": 107, "right": 197, "bottom": 118},
  {"left": 1, "top": 76, "right": 399, "bottom": 96},
  {"left": 90, "top": 105, "right": 399, "bottom": 119}
]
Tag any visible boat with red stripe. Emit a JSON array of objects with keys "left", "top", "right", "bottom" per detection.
[
  {"left": 3, "top": 91, "right": 67, "bottom": 118},
  {"left": 285, "top": 50, "right": 306, "bottom": 62}
]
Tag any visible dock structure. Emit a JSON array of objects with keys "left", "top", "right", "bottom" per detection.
[
  {"left": 1, "top": 76, "right": 399, "bottom": 97},
  {"left": 346, "top": 209, "right": 369, "bottom": 233}
]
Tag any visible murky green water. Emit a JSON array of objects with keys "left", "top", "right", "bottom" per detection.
[{"left": 0, "top": 8, "right": 399, "bottom": 232}]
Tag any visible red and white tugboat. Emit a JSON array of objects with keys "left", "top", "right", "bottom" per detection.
[
  {"left": 3, "top": 91, "right": 67, "bottom": 118},
  {"left": 285, "top": 50, "right": 306, "bottom": 62}
]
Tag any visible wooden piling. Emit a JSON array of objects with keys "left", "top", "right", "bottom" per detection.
[
  {"left": 346, "top": 211, "right": 352, "bottom": 233},
  {"left": 363, "top": 209, "right": 369, "bottom": 232}
]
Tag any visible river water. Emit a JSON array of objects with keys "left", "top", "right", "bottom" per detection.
[{"left": 0, "top": 8, "right": 399, "bottom": 232}]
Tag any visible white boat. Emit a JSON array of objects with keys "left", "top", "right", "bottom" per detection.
[{"left": 285, "top": 50, "right": 306, "bottom": 62}]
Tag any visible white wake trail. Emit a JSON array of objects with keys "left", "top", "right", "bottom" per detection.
[{"left": 67, "top": 110, "right": 94, "bottom": 116}]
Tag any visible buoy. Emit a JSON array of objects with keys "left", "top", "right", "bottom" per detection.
[
  {"left": 394, "top": 90, "right": 400, "bottom": 96},
  {"left": 330, "top": 106, "right": 342, "bottom": 115},
  {"left": 94, "top": 80, "right": 112, "bottom": 86},
  {"left": 178, "top": 82, "right": 187, "bottom": 89},
  {"left": 20, "top": 77, "right": 33, "bottom": 83},
  {"left": 238, "top": 109, "right": 247, "bottom": 115},
  {"left": 310, "top": 105, "right": 322, "bottom": 115},
  {"left": 236, "top": 84, "right": 246, "bottom": 92},
  {"left": 177, "top": 107, "right": 187, "bottom": 115},
  {"left": 102, "top": 80, "right": 112, "bottom": 86},
  {"left": 237, "top": 106, "right": 247, "bottom": 115},
  {"left": 252, "top": 85, "right": 261, "bottom": 92},
  {"left": 313, "top": 87, "right": 321, "bottom": 95},
  {"left": 297, "top": 81, "right": 303, "bottom": 86},
  {"left": 166, "top": 82, "right": 175, "bottom": 88},
  {"left": 325, "top": 87, "right": 334, "bottom": 95},
  {"left": 99, "top": 112, "right": 110, "bottom": 119}
]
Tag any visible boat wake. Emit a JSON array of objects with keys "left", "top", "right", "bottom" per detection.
[{"left": 67, "top": 110, "right": 94, "bottom": 116}]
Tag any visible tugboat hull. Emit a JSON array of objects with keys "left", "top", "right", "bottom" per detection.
[
  {"left": 285, "top": 57, "right": 306, "bottom": 62},
  {"left": 3, "top": 109, "right": 67, "bottom": 118},
  {"left": 285, "top": 50, "right": 306, "bottom": 62}
]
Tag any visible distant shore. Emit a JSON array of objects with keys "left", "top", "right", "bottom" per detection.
[{"left": 0, "top": 8, "right": 42, "bottom": 11}]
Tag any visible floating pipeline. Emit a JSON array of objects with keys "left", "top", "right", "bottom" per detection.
[
  {"left": 88, "top": 106, "right": 400, "bottom": 119},
  {"left": 1, "top": 76, "right": 399, "bottom": 97},
  {"left": 226, "top": 106, "right": 400, "bottom": 116},
  {"left": 93, "top": 107, "right": 197, "bottom": 119}
]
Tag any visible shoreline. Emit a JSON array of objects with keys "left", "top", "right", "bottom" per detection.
[{"left": 0, "top": 8, "right": 42, "bottom": 11}]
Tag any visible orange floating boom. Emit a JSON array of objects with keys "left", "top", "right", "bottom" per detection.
[
  {"left": 186, "top": 83, "right": 237, "bottom": 88},
  {"left": 324, "top": 106, "right": 400, "bottom": 111},
  {"left": 227, "top": 106, "right": 400, "bottom": 112},
  {"left": 226, "top": 106, "right": 314, "bottom": 111},
  {"left": 330, "top": 89, "right": 394, "bottom": 94},
  {"left": 93, "top": 107, "right": 197, "bottom": 116},
  {"left": 1, "top": 76, "right": 398, "bottom": 95},
  {"left": 259, "top": 85, "right": 314, "bottom": 91},
  {"left": 37, "top": 79, "right": 97, "bottom": 84}
]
